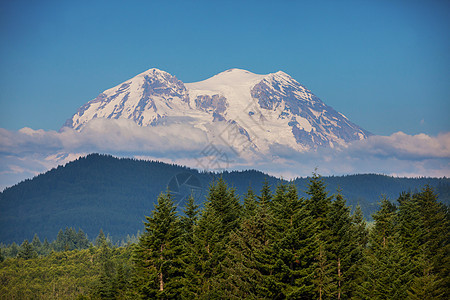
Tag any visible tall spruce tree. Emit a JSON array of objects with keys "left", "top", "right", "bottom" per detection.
[
  {"left": 179, "top": 195, "right": 200, "bottom": 299},
  {"left": 132, "top": 191, "right": 185, "bottom": 299},
  {"left": 348, "top": 204, "right": 369, "bottom": 296},
  {"left": 403, "top": 186, "right": 450, "bottom": 299},
  {"left": 191, "top": 178, "right": 241, "bottom": 298},
  {"left": 180, "top": 195, "right": 199, "bottom": 245},
  {"left": 17, "top": 239, "right": 37, "bottom": 260},
  {"left": 220, "top": 198, "right": 275, "bottom": 299},
  {"left": 358, "top": 197, "right": 414, "bottom": 299},
  {"left": 31, "top": 234, "right": 42, "bottom": 254},
  {"left": 265, "top": 183, "right": 318, "bottom": 299},
  {"left": 95, "top": 242, "right": 117, "bottom": 299},
  {"left": 327, "top": 191, "right": 360, "bottom": 299},
  {"left": 304, "top": 174, "right": 334, "bottom": 299},
  {"left": 258, "top": 177, "right": 273, "bottom": 207},
  {"left": 360, "top": 235, "right": 414, "bottom": 300},
  {"left": 371, "top": 196, "right": 397, "bottom": 249},
  {"left": 243, "top": 186, "right": 258, "bottom": 217}
]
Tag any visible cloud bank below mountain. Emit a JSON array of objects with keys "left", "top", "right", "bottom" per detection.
[{"left": 1, "top": 119, "right": 449, "bottom": 190}]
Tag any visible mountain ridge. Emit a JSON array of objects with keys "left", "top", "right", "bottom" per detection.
[{"left": 1, "top": 153, "right": 448, "bottom": 244}]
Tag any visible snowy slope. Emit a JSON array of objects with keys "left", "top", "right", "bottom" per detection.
[{"left": 63, "top": 68, "right": 371, "bottom": 153}]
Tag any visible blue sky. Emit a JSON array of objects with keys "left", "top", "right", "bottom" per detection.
[
  {"left": 1, "top": 0, "right": 448, "bottom": 135},
  {"left": 0, "top": 0, "right": 449, "bottom": 189}
]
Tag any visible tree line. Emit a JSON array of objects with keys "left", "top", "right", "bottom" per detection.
[{"left": 1, "top": 175, "right": 449, "bottom": 299}]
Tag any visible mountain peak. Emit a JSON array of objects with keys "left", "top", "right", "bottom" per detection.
[
  {"left": 137, "top": 68, "right": 170, "bottom": 76},
  {"left": 189, "top": 68, "right": 266, "bottom": 89}
]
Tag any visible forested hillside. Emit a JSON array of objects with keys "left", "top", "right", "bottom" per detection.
[
  {"left": 1, "top": 153, "right": 449, "bottom": 244},
  {"left": 1, "top": 177, "right": 448, "bottom": 299}
]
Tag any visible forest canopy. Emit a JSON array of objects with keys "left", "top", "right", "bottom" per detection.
[{"left": 1, "top": 176, "right": 449, "bottom": 299}]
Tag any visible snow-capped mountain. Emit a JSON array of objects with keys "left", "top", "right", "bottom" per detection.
[{"left": 63, "top": 68, "right": 371, "bottom": 153}]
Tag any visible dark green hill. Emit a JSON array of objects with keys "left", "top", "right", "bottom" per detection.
[{"left": 1, "top": 153, "right": 448, "bottom": 244}]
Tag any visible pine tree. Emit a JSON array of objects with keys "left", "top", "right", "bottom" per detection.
[
  {"left": 312, "top": 240, "right": 335, "bottom": 300},
  {"left": 327, "top": 191, "right": 359, "bottom": 299},
  {"left": 180, "top": 194, "right": 199, "bottom": 245},
  {"left": 8, "top": 242, "right": 19, "bottom": 257},
  {"left": 264, "top": 182, "right": 318, "bottom": 299},
  {"left": 54, "top": 229, "right": 65, "bottom": 251},
  {"left": 395, "top": 192, "right": 422, "bottom": 258},
  {"left": 358, "top": 197, "right": 414, "bottom": 299},
  {"left": 132, "top": 191, "right": 185, "bottom": 299},
  {"left": 258, "top": 177, "right": 273, "bottom": 207},
  {"left": 190, "top": 178, "right": 241, "bottom": 297},
  {"left": 31, "top": 234, "right": 42, "bottom": 254},
  {"left": 243, "top": 186, "right": 258, "bottom": 217},
  {"left": 359, "top": 236, "right": 414, "bottom": 299},
  {"left": 305, "top": 173, "right": 332, "bottom": 230},
  {"left": 115, "top": 264, "right": 129, "bottom": 298},
  {"left": 371, "top": 196, "right": 397, "bottom": 249},
  {"left": 406, "top": 186, "right": 450, "bottom": 299},
  {"left": 348, "top": 204, "right": 368, "bottom": 296},
  {"left": 76, "top": 229, "right": 90, "bottom": 249},
  {"left": 96, "top": 229, "right": 108, "bottom": 248},
  {"left": 96, "top": 242, "right": 117, "bottom": 299},
  {"left": 304, "top": 174, "right": 334, "bottom": 299},
  {"left": 179, "top": 194, "right": 200, "bottom": 299},
  {"left": 220, "top": 186, "right": 277, "bottom": 299},
  {"left": 17, "top": 239, "right": 37, "bottom": 260},
  {"left": 41, "top": 238, "right": 51, "bottom": 256},
  {"left": 352, "top": 204, "right": 369, "bottom": 249},
  {"left": 407, "top": 250, "right": 445, "bottom": 300}
]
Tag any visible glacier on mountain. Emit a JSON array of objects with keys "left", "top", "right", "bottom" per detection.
[{"left": 63, "top": 68, "right": 371, "bottom": 154}]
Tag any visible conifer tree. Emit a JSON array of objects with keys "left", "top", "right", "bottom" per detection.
[
  {"left": 115, "top": 264, "right": 129, "bottom": 298},
  {"left": 243, "top": 186, "right": 258, "bottom": 217},
  {"left": 258, "top": 177, "right": 273, "bottom": 207},
  {"left": 96, "top": 241, "right": 117, "bottom": 299},
  {"left": 9, "top": 242, "right": 19, "bottom": 257},
  {"left": 407, "top": 250, "right": 445, "bottom": 300},
  {"left": 313, "top": 240, "right": 336, "bottom": 300},
  {"left": 304, "top": 173, "right": 334, "bottom": 299},
  {"left": 179, "top": 195, "right": 200, "bottom": 299},
  {"left": 31, "top": 234, "right": 42, "bottom": 254},
  {"left": 17, "top": 239, "right": 37, "bottom": 260},
  {"left": 327, "top": 191, "right": 359, "bottom": 299},
  {"left": 265, "top": 183, "right": 318, "bottom": 299},
  {"left": 370, "top": 196, "right": 397, "bottom": 249},
  {"left": 132, "top": 191, "right": 185, "bottom": 299},
  {"left": 359, "top": 236, "right": 414, "bottom": 300},
  {"left": 180, "top": 194, "right": 199, "bottom": 245},
  {"left": 352, "top": 204, "right": 369, "bottom": 249},
  {"left": 190, "top": 178, "right": 241, "bottom": 297},
  {"left": 404, "top": 186, "right": 450, "bottom": 298},
  {"left": 219, "top": 183, "right": 279, "bottom": 299},
  {"left": 76, "top": 229, "right": 90, "bottom": 249},
  {"left": 54, "top": 229, "right": 66, "bottom": 251},
  {"left": 395, "top": 192, "right": 422, "bottom": 258},
  {"left": 348, "top": 204, "right": 368, "bottom": 295},
  {"left": 96, "top": 229, "right": 108, "bottom": 248},
  {"left": 358, "top": 197, "right": 415, "bottom": 299}
]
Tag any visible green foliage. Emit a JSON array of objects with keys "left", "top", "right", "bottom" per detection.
[
  {"left": 17, "top": 240, "right": 37, "bottom": 260},
  {"left": 188, "top": 178, "right": 242, "bottom": 297},
  {"left": 1, "top": 177, "right": 449, "bottom": 299},
  {"left": 132, "top": 191, "right": 185, "bottom": 299},
  {"left": 0, "top": 244, "right": 132, "bottom": 299},
  {"left": 2, "top": 153, "right": 449, "bottom": 244}
]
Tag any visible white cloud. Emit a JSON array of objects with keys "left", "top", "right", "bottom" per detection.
[
  {"left": 347, "top": 132, "right": 450, "bottom": 159},
  {"left": 0, "top": 120, "right": 449, "bottom": 190}
]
